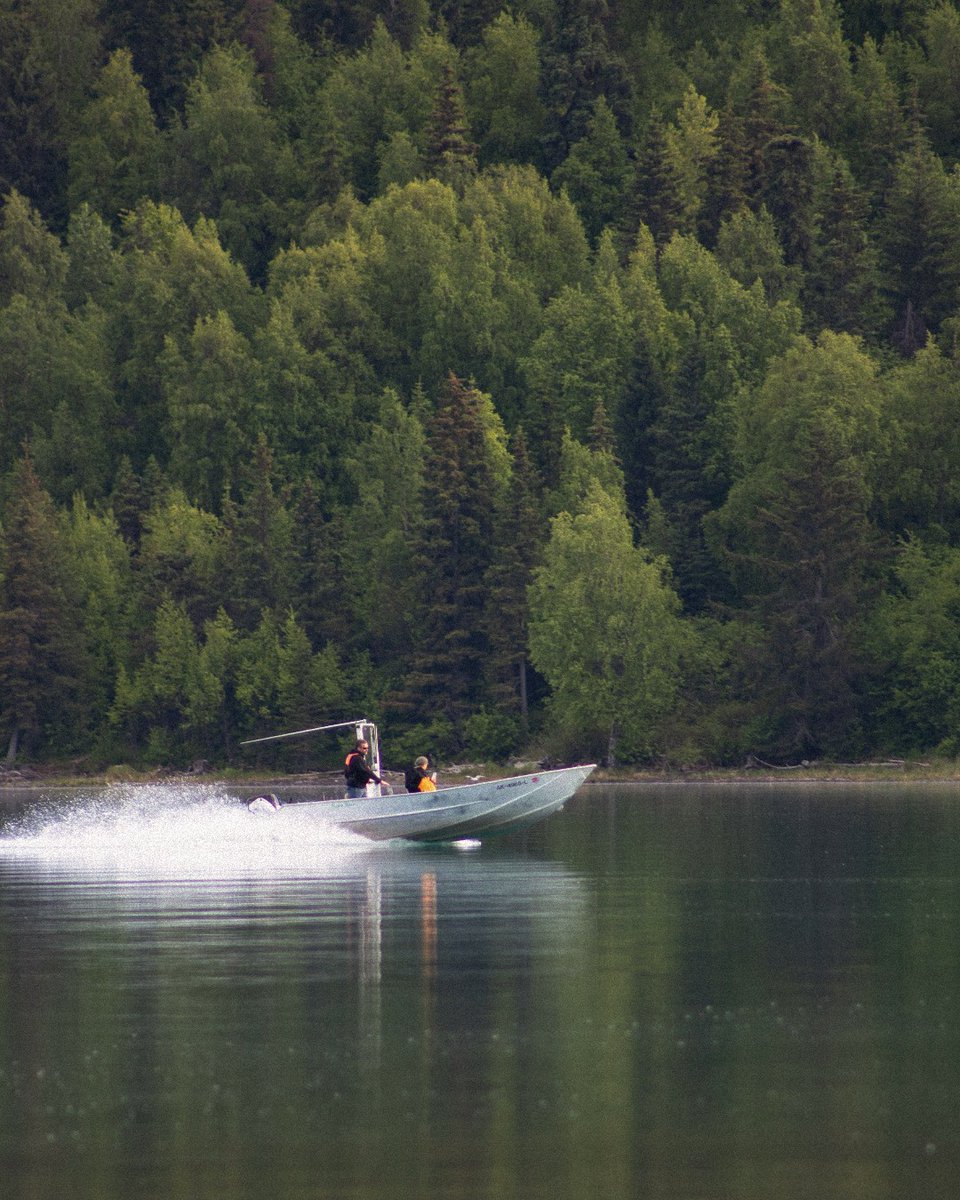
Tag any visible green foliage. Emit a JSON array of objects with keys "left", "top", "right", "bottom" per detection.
[
  {"left": 528, "top": 481, "right": 687, "bottom": 764},
  {"left": 397, "top": 373, "right": 506, "bottom": 733},
  {"left": 462, "top": 707, "right": 521, "bottom": 761},
  {"left": 233, "top": 609, "right": 346, "bottom": 745},
  {"left": 423, "top": 63, "right": 478, "bottom": 192},
  {"left": 879, "top": 130, "right": 960, "bottom": 350},
  {"left": 916, "top": 3, "right": 960, "bottom": 162},
  {"left": 664, "top": 86, "right": 720, "bottom": 237},
  {"left": 537, "top": 0, "right": 631, "bottom": 174},
  {"left": 0, "top": 453, "right": 90, "bottom": 759},
  {"left": 0, "top": 1, "right": 64, "bottom": 221},
  {"left": 136, "top": 488, "right": 223, "bottom": 629},
  {"left": 383, "top": 714, "right": 456, "bottom": 766},
  {"left": 339, "top": 388, "right": 426, "bottom": 660},
  {"left": 218, "top": 435, "right": 297, "bottom": 630},
  {"left": 110, "top": 200, "right": 262, "bottom": 466},
  {"left": 879, "top": 339, "right": 960, "bottom": 535},
  {"left": 621, "top": 109, "right": 685, "bottom": 251},
  {"left": 767, "top": 0, "right": 856, "bottom": 146},
  {"left": 168, "top": 42, "right": 303, "bottom": 278},
  {"left": 714, "top": 205, "right": 798, "bottom": 305},
  {"left": 102, "top": 0, "right": 242, "bottom": 118},
  {"left": 67, "top": 49, "right": 161, "bottom": 221},
  {"left": 483, "top": 426, "right": 544, "bottom": 729},
  {"left": 865, "top": 537, "right": 960, "bottom": 752},
  {"left": 319, "top": 22, "right": 448, "bottom": 199},
  {"left": 60, "top": 497, "right": 134, "bottom": 718},
  {"left": 657, "top": 234, "right": 803, "bottom": 387},
  {"left": 111, "top": 596, "right": 207, "bottom": 759},
  {"left": 64, "top": 204, "right": 121, "bottom": 308},
  {"left": 464, "top": 12, "right": 546, "bottom": 166},
  {"left": 644, "top": 326, "right": 741, "bottom": 612},
  {"left": 547, "top": 428, "right": 626, "bottom": 519},
  {"left": 520, "top": 240, "right": 635, "bottom": 459},
  {"left": 804, "top": 158, "right": 886, "bottom": 336},
  {"left": 160, "top": 310, "right": 264, "bottom": 508},
  {"left": 8, "top": 0, "right": 960, "bottom": 766},
  {"left": 0, "top": 189, "right": 67, "bottom": 305},
  {"left": 847, "top": 36, "right": 906, "bottom": 197},
  {"left": 714, "top": 332, "right": 887, "bottom": 756},
  {"left": 552, "top": 98, "right": 630, "bottom": 243}
]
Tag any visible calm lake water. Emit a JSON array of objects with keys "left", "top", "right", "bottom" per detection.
[{"left": 2, "top": 780, "right": 960, "bottom": 1200}]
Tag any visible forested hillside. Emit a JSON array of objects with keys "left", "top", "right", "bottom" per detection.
[{"left": 4, "top": 0, "right": 960, "bottom": 769}]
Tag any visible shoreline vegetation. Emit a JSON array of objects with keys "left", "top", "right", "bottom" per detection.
[
  {"left": 2, "top": 757, "right": 959, "bottom": 791},
  {"left": 12, "top": 8, "right": 960, "bottom": 777}
]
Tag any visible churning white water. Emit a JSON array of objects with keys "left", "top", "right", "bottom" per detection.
[{"left": 0, "top": 783, "right": 374, "bottom": 879}]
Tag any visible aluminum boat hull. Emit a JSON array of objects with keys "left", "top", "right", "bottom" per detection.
[{"left": 257, "top": 764, "right": 596, "bottom": 843}]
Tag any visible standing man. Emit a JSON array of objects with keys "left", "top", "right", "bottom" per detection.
[{"left": 344, "top": 737, "right": 385, "bottom": 798}]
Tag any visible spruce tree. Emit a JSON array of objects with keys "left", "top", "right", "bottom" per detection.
[
  {"left": 740, "top": 50, "right": 791, "bottom": 204},
  {"left": 0, "top": 188, "right": 68, "bottom": 306},
  {"left": 538, "top": 0, "right": 631, "bottom": 175},
  {"left": 649, "top": 332, "right": 737, "bottom": 613},
  {"left": 848, "top": 36, "right": 906, "bottom": 203},
  {"left": 714, "top": 331, "right": 886, "bottom": 757},
  {"left": 0, "top": 451, "right": 87, "bottom": 760},
  {"left": 699, "top": 102, "right": 750, "bottom": 246},
  {"left": 398, "top": 373, "right": 500, "bottom": 734},
  {"left": 423, "top": 63, "right": 478, "bottom": 193},
  {"left": 620, "top": 109, "right": 684, "bottom": 251},
  {"left": 588, "top": 394, "right": 616, "bottom": 455},
  {"left": 219, "top": 434, "right": 295, "bottom": 631},
  {"left": 483, "top": 426, "right": 544, "bottom": 734},
  {"left": 291, "top": 476, "right": 349, "bottom": 649},
  {"left": 66, "top": 48, "right": 161, "bottom": 221},
  {"left": 552, "top": 96, "right": 630, "bottom": 243},
  {"left": 0, "top": 0, "right": 65, "bottom": 224},
  {"left": 615, "top": 340, "right": 672, "bottom": 525},
  {"left": 879, "top": 125, "right": 960, "bottom": 350},
  {"left": 761, "top": 133, "right": 815, "bottom": 268},
  {"left": 732, "top": 432, "right": 877, "bottom": 757},
  {"left": 805, "top": 164, "right": 886, "bottom": 337},
  {"left": 109, "top": 455, "right": 147, "bottom": 548}
]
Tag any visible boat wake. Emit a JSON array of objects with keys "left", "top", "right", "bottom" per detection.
[{"left": 0, "top": 783, "right": 373, "bottom": 879}]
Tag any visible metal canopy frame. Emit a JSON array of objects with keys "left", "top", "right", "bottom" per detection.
[{"left": 240, "top": 718, "right": 381, "bottom": 792}]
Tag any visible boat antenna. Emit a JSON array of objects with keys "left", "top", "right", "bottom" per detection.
[{"left": 240, "top": 719, "right": 371, "bottom": 746}]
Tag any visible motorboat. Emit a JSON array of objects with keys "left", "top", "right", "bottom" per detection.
[
  {"left": 248, "top": 762, "right": 595, "bottom": 842},
  {"left": 242, "top": 719, "right": 595, "bottom": 843}
]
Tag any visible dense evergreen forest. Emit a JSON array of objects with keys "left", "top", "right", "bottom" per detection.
[{"left": 5, "top": 0, "right": 960, "bottom": 770}]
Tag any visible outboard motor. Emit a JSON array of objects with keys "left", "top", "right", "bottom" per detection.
[{"left": 248, "top": 793, "right": 281, "bottom": 814}]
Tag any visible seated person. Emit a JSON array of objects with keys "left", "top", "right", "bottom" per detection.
[{"left": 405, "top": 755, "right": 437, "bottom": 793}]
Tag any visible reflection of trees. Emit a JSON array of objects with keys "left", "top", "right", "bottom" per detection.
[
  {"left": 551, "top": 784, "right": 960, "bottom": 1192},
  {"left": 7, "top": 789, "right": 960, "bottom": 1194}
]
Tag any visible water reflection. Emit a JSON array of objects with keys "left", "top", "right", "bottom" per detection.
[
  {"left": 3, "top": 782, "right": 960, "bottom": 1199},
  {"left": 0, "top": 783, "right": 594, "bottom": 1200}
]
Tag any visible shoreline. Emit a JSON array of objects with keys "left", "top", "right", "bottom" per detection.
[{"left": 2, "top": 758, "right": 960, "bottom": 791}]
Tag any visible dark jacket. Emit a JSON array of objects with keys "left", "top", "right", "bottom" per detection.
[
  {"left": 404, "top": 765, "right": 425, "bottom": 793},
  {"left": 344, "top": 750, "right": 380, "bottom": 788},
  {"left": 405, "top": 764, "right": 435, "bottom": 793}
]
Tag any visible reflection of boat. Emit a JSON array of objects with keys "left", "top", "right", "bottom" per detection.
[
  {"left": 243, "top": 718, "right": 595, "bottom": 843},
  {"left": 250, "top": 763, "right": 596, "bottom": 843}
]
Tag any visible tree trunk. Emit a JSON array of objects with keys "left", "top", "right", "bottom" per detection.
[
  {"left": 6, "top": 727, "right": 19, "bottom": 765},
  {"left": 606, "top": 721, "right": 618, "bottom": 769}
]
